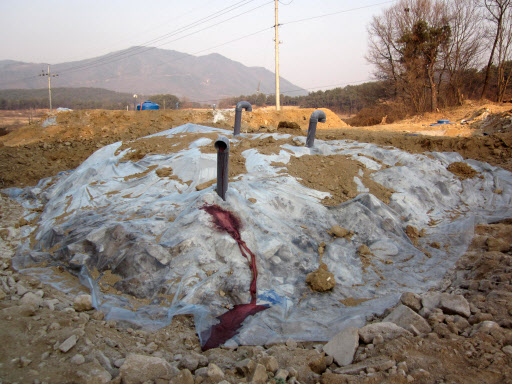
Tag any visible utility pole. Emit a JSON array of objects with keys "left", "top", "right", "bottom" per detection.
[
  {"left": 39, "top": 65, "right": 58, "bottom": 112},
  {"left": 274, "top": 0, "right": 281, "bottom": 111}
]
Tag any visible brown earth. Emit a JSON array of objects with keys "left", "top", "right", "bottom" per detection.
[
  {"left": 0, "top": 109, "right": 46, "bottom": 137},
  {"left": 1, "top": 103, "right": 512, "bottom": 384}
]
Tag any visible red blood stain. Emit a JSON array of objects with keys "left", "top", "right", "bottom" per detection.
[{"left": 200, "top": 203, "right": 268, "bottom": 350}]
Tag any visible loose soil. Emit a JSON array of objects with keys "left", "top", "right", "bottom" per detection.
[{"left": 1, "top": 103, "right": 512, "bottom": 384}]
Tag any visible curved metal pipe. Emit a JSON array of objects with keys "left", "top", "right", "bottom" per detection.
[
  {"left": 306, "top": 110, "right": 327, "bottom": 148},
  {"left": 215, "top": 136, "right": 230, "bottom": 200},
  {"left": 234, "top": 101, "right": 253, "bottom": 136}
]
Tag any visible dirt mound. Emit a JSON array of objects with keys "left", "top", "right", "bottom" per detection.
[
  {"left": 2, "top": 103, "right": 512, "bottom": 383},
  {"left": 470, "top": 108, "right": 512, "bottom": 135},
  {"left": 240, "top": 107, "right": 347, "bottom": 130},
  {"left": 349, "top": 102, "right": 512, "bottom": 137}
]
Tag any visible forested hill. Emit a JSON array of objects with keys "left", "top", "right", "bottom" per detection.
[
  {"left": 0, "top": 88, "right": 135, "bottom": 110},
  {"left": 0, "top": 47, "right": 306, "bottom": 101}
]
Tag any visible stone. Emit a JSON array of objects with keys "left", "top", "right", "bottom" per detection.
[
  {"left": 308, "top": 353, "right": 327, "bottom": 374},
  {"left": 119, "top": 354, "right": 179, "bottom": 384},
  {"left": 334, "top": 356, "right": 396, "bottom": 375},
  {"left": 470, "top": 320, "right": 502, "bottom": 336},
  {"left": 383, "top": 304, "right": 431, "bottom": 335},
  {"left": 397, "top": 361, "right": 408, "bottom": 373},
  {"left": 439, "top": 294, "right": 471, "bottom": 318},
  {"left": 373, "top": 334, "right": 384, "bottom": 344},
  {"left": 421, "top": 292, "right": 470, "bottom": 318},
  {"left": 259, "top": 355, "right": 278, "bottom": 373},
  {"left": 71, "top": 354, "right": 85, "bottom": 365},
  {"left": 194, "top": 367, "right": 208, "bottom": 378},
  {"left": 207, "top": 363, "right": 224, "bottom": 381},
  {"left": 170, "top": 369, "right": 194, "bottom": 384},
  {"left": 286, "top": 338, "right": 297, "bottom": 349},
  {"left": 19, "top": 356, "right": 32, "bottom": 367},
  {"left": 358, "top": 322, "right": 411, "bottom": 344},
  {"left": 179, "top": 354, "right": 199, "bottom": 371},
  {"left": 502, "top": 346, "right": 512, "bottom": 355},
  {"left": 58, "top": 334, "right": 79, "bottom": 353},
  {"left": 427, "top": 309, "right": 445, "bottom": 324},
  {"left": 20, "top": 292, "right": 43, "bottom": 308},
  {"left": 16, "top": 283, "right": 29, "bottom": 296},
  {"left": 0, "top": 288, "right": 6, "bottom": 300},
  {"left": 76, "top": 361, "right": 112, "bottom": 384},
  {"left": 469, "top": 312, "right": 493, "bottom": 325},
  {"left": 90, "top": 350, "right": 113, "bottom": 372},
  {"left": 92, "top": 310, "right": 105, "bottom": 320},
  {"left": 193, "top": 351, "right": 208, "bottom": 367},
  {"left": 73, "top": 294, "right": 94, "bottom": 312},
  {"left": 44, "top": 299, "right": 59, "bottom": 311},
  {"left": 114, "top": 358, "right": 125, "bottom": 368},
  {"left": 323, "top": 327, "right": 359, "bottom": 366},
  {"left": 235, "top": 359, "right": 255, "bottom": 376},
  {"left": 249, "top": 363, "right": 267, "bottom": 384},
  {"left": 275, "top": 369, "right": 289, "bottom": 380},
  {"left": 400, "top": 292, "right": 422, "bottom": 312},
  {"left": 409, "top": 324, "right": 421, "bottom": 336}
]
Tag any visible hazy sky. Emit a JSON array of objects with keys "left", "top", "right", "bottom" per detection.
[{"left": 0, "top": 0, "right": 394, "bottom": 97}]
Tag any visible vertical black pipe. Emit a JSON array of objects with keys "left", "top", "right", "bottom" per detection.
[
  {"left": 234, "top": 101, "right": 253, "bottom": 136},
  {"left": 306, "top": 110, "right": 327, "bottom": 148},
  {"left": 215, "top": 136, "right": 230, "bottom": 200}
]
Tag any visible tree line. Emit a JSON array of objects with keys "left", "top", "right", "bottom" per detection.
[
  {"left": 366, "top": 0, "right": 512, "bottom": 113},
  {"left": 0, "top": 88, "right": 184, "bottom": 111}
]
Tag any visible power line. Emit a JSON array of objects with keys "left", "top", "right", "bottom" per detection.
[
  {"left": 98, "top": 27, "right": 272, "bottom": 83},
  {"left": 184, "top": 78, "right": 374, "bottom": 104},
  {"left": 58, "top": 0, "right": 270, "bottom": 76},
  {"left": 58, "top": 0, "right": 258, "bottom": 74},
  {"left": 282, "top": 0, "right": 396, "bottom": 26},
  {"left": 0, "top": 0, "right": 267, "bottom": 87},
  {"left": 39, "top": 65, "right": 58, "bottom": 112},
  {"left": 0, "top": 1, "right": 389, "bottom": 91}
]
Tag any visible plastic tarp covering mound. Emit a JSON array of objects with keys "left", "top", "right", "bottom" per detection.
[{"left": 10, "top": 123, "right": 512, "bottom": 347}]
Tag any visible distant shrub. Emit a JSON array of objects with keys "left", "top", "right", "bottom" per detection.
[{"left": 345, "top": 103, "right": 408, "bottom": 126}]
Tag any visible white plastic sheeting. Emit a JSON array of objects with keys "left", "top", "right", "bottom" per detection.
[{"left": 10, "top": 123, "right": 512, "bottom": 346}]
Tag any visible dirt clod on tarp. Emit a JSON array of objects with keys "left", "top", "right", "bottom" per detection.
[
  {"left": 283, "top": 155, "right": 394, "bottom": 206},
  {"left": 328, "top": 225, "right": 353, "bottom": 239},
  {"left": 306, "top": 263, "right": 336, "bottom": 292},
  {"left": 447, "top": 161, "right": 479, "bottom": 180}
]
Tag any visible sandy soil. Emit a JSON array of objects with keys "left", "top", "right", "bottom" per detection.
[{"left": 1, "top": 103, "right": 512, "bottom": 384}]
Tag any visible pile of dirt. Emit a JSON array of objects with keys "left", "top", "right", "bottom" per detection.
[
  {"left": 1, "top": 194, "right": 512, "bottom": 384},
  {"left": 275, "top": 154, "right": 393, "bottom": 206},
  {"left": 238, "top": 107, "right": 347, "bottom": 131},
  {"left": 472, "top": 109, "right": 512, "bottom": 135},
  {"left": 1, "top": 103, "right": 512, "bottom": 383}
]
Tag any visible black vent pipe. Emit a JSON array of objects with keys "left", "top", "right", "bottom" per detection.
[
  {"left": 215, "top": 136, "right": 230, "bottom": 200},
  {"left": 306, "top": 110, "right": 327, "bottom": 148},
  {"left": 234, "top": 101, "right": 253, "bottom": 136}
]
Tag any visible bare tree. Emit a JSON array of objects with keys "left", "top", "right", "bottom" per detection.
[
  {"left": 480, "top": 0, "right": 512, "bottom": 99},
  {"left": 495, "top": 5, "right": 512, "bottom": 101},
  {"left": 366, "top": 0, "right": 449, "bottom": 112},
  {"left": 443, "top": 0, "right": 484, "bottom": 105}
]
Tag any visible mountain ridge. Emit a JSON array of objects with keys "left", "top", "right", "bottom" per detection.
[{"left": 0, "top": 47, "right": 306, "bottom": 101}]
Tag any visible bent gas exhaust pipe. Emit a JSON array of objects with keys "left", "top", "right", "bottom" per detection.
[
  {"left": 215, "top": 136, "right": 230, "bottom": 200},
  {"left": 306, "top": 110, "right": 327, "bottom": 148},
  {"left": 234, "top": 101, "right": 253, "bottom": 136}
]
